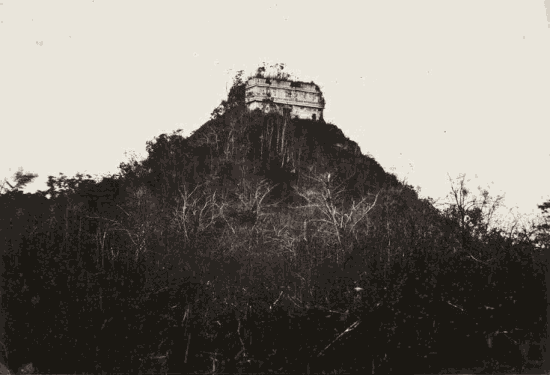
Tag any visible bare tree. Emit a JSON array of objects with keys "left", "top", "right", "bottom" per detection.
[
  {"left": 174, "top": 184, "right": 226, "bottom": 241},
  {"left": 443, "top": 173, "right": 506, "bottom": 263},
  {"left": 295, "top": 172, "right": 379, "bottom": 265}
]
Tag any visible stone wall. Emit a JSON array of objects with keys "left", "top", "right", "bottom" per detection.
[
  {"left": 247, "top": 101, "right": 323, "bottom": 121},
  {"left": 245, "top": 77, "right": 324, "bottom": 120}
]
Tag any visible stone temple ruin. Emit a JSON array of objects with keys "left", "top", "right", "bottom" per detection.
[{"left": 245, "top": 77, "right": 325, "bottom": 121}]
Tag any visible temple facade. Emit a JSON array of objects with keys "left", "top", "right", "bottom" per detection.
[{"left": 245, "top": 77, "right": 324, "bottom": 121}]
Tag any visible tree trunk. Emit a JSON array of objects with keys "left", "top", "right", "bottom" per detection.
[{"left": 184, "top": 333, "right": 191, "bottom": 364}]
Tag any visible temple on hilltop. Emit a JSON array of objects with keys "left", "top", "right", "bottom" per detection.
[{"left": 245, "top": 77, "right": 325, "bottom": 121}]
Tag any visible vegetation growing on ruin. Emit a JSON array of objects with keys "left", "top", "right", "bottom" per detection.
[{"left": 0, "top": 67, "right": 547, "bottom": 374}]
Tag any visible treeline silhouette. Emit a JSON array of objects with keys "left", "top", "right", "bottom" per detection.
[{"left": 0, "top": 71, "right": 548, "bottom": 374}]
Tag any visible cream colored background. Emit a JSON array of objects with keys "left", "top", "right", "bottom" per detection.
[{"left": 1, "top": 0, "right": 550, "bottom": 222}]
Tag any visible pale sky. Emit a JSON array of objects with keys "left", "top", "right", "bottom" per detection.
[{"left": 1, "top": 1, "right": 550, "bottom": 223}]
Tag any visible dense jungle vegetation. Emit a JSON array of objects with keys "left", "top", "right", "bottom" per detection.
[{"left": 0, "top": 68, "right": 548, "bottom": 374}]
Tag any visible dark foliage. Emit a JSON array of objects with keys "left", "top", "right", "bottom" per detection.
[{"left": 0, "top": 72, "right": 547, "bottom": 374}]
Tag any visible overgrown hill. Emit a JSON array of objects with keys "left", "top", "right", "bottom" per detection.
[
  {"left": 138, "top": 70, "right": 401, "bottom": 207},
  {"left": 0, "top": 70, "right": 547, "bottom": 374}
]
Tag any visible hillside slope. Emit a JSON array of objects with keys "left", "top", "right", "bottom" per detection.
[{"left": 0, "top": 71, "right": 546, "bottom": 374}]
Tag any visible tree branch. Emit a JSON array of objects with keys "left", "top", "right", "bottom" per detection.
[{"left": 317, "top": 320, "right": 361, "bottom": 357}]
